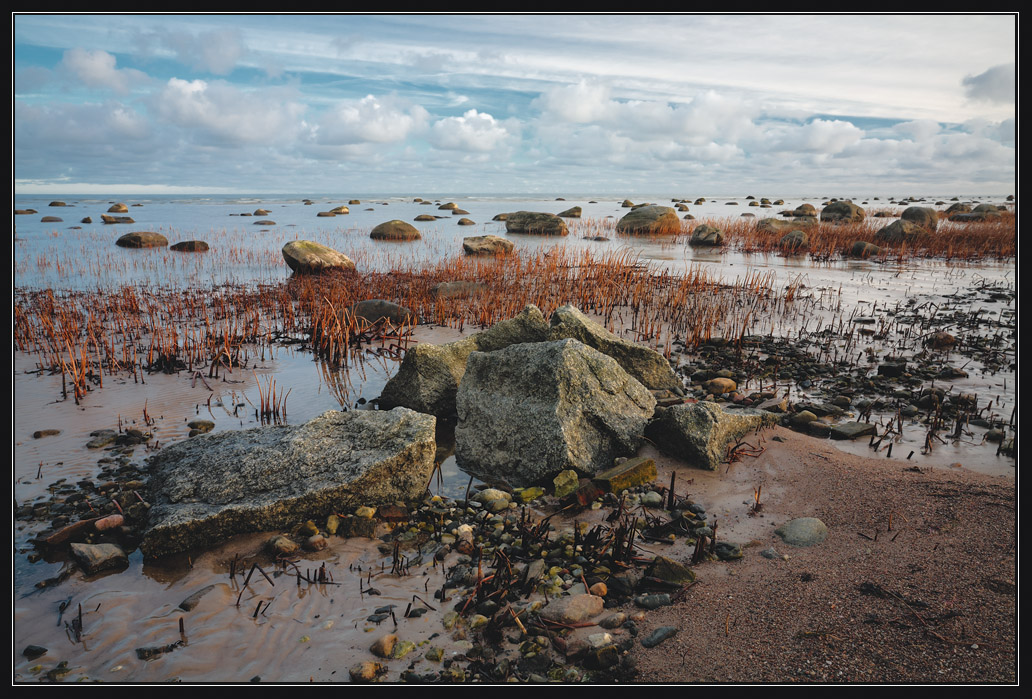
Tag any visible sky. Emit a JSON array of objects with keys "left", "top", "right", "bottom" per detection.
[{"left": 12, "top": 13, "right": 1017, "bottom": 196}]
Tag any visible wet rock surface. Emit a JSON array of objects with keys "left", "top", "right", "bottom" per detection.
[{"left": 141, "top": 408, "right": 437, "bottom": 558}]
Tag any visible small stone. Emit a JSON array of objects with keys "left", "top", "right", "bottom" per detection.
[
  {"left": 599, "top": 612, "right": 626, "bottom": 629},
  {"left": 370, "top": 634, "right": 398, "bottom": 658},
  {"left": 267, "top": 535, "right": 299, "bottom": 556},
  {"left": 641, "top": 626, "right": 678, "bottom": 648},
  {"left": 349, "top": 661, "right": 386, "bottom": 683},
  {"left": 775, "top": 517, "right": 828, "bottom": 547},
  {"left": 23, "top": 645, "right": 47, "bottom": 660},
  {"left": 634, "top": 593, "right": 672, "bottom": 610},
  {"left": 553, "top": 470, "right": 580, "bottom": 499},
  {"left": 355, "top": 506, "right": 376, "bottom": 519}
]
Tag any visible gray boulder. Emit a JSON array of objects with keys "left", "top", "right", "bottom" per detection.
[
  {"left": 282, "top": 240, "right": 356, "bottom": 274},
  {"left": 548, "top": 305, "right": 681, "bottom": 390},
  {"left": 505, "top": 211, "right": 568, "bottom": 236},
  {"left": 779, "top": 230, "right": 808, "bottom": 252},
  {"left": 821, "top": 201, "right": 865, "bottom": 223},
  {"left": 689, "top": 224, "right": 724, "bottom": 246},
  {"left": 900, "top": 206, "right": 938, "bottom": 230},
  {"left": 558, "top": 206, "right": 582, "bottom": 218},
  {"left": 876, "top": 219, "right": 924, "bottom": 244},
  {"left": 378, "top": 305, "right": 549, "bottom": 417},
  {"left": 615, "top": 205, "right": 681, "bottom": 235},
  {"left": 463, "top": 234, "right": 514, "bottom": 255},
  {"left": 141, "top": 408, "right": 437, "bottom": 558},
  {"left": 70, "top": 542, "right": 128, "bottom": 574},
  {"left": 455, "top": 339, "right": 656, "bottom": 487},
  {"left": 644, "top": 402, "right": 777, "bottom": 470}
]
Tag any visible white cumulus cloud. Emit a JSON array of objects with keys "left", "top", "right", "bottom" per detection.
[
  {"left": 314, "top": 95, "right": 429, "bottom": 145},
  {"left": 429, "top": 109, "right": 516, "bottom": 152}
]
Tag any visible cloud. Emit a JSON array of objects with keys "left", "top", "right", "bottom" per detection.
[
  {"left": 60, "top": 48, "right": 147, "bottom": 95},
  {"left": 891, "top": 119, "right": 941, "bottom": 142},
  {"left": 313, "top": 95, "right": 429, "bottom": 145},
  {"left": 136, "top": 27, "right": 246, "bottom": 75},
  {"left": 154, "top": 78, "right": 306, "bottom": 145},
  {"left": 429, "top": 109, "right": 517, "bottom": 152},
  {"left": 962, "top": 63, "right": 1015, "bottom": 103}
]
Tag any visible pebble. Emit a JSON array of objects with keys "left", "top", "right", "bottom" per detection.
[{"left": 641, "top": 626, "right": 678, "bottom": 648}]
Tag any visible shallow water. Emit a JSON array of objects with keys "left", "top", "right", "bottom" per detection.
[{"left": 13, "top": 191, "right": 1015, "bottom": 683}]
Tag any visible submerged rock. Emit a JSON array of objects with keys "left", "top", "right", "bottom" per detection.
[
  {"left": 370, "top": 220, "right": 421, "bottom": 240},
  {"left": 349, "top": 299, "right": 417, "bottom": 326},
  {"left": 645, "top": 402, "right": 777, "bottom": 470},
  {"left": 141, "top": 409, "right": 436, "bottom": 558},
  {"left": 116, "top": 232, "right": 168, "bottom": 248},
  {"left": 455, "top": 339, "right": 656, "bottom": 486}
]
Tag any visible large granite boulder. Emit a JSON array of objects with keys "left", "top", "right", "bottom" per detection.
[
  {"left": 900, "top": 206, "right": 939, "bottom": 231},
  {"left": 558, "top": 206, "right": 582, "bottom": 218},
  {"left": 821, "top": 201, "right": 865, "bottom": 223},
  {"left": 645, "top": 402, "right": 778, "bottom": 470},
  {"left": 116, "top": 232, "right": 168, "bottom": 248},
  {"left": 107, "top": 203, "right": 129, "bottom": 213},
  {"left": 141, "top": 409, "right": 437, "bottom": 558},
  {"left": 548, "top": 305, "right": 681, "bottom": 391},
  {"left": 615, "top": 205, "right": 681, "bottom": 235},
  {"left": 505, "top": 211, "right": 568, "bottom": 236},
  {"left": 455, "top": 339, "right": 656, "bottom": 487},
  {"left": 463, "top": 235, "right": 514, "bottom": 255},
  {"left": 101, "top": 215, "right": 135, "bottom": 224},
  {"left": 378, "top": 305, "right": 549, "bottom": 417},
  {"left": 370, "top": 220, "right": 421, "bottom": 240},
  {"left": 282, "top": 240, "right": 356, "bottom": 274}
]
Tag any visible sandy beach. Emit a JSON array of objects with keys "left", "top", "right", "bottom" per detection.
[{"left": 627, "top": 427, "right": 1016, "bottom": 684}]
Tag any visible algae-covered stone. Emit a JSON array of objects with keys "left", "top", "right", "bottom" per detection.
[
  {"left": 645, "top": 402, "right": 777, "bottom": 470},
  {"left": 592, "top": 457, "right": 656, "bottom": 494},
  {"left": 553, "top": 470, "right": 580, "bottom": 499},
  {"left": 647, "top": 555, "right": 695, "bottom": 585},
  {"left": 141, "top": 409, "right": 436, "bottom": 558}
]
